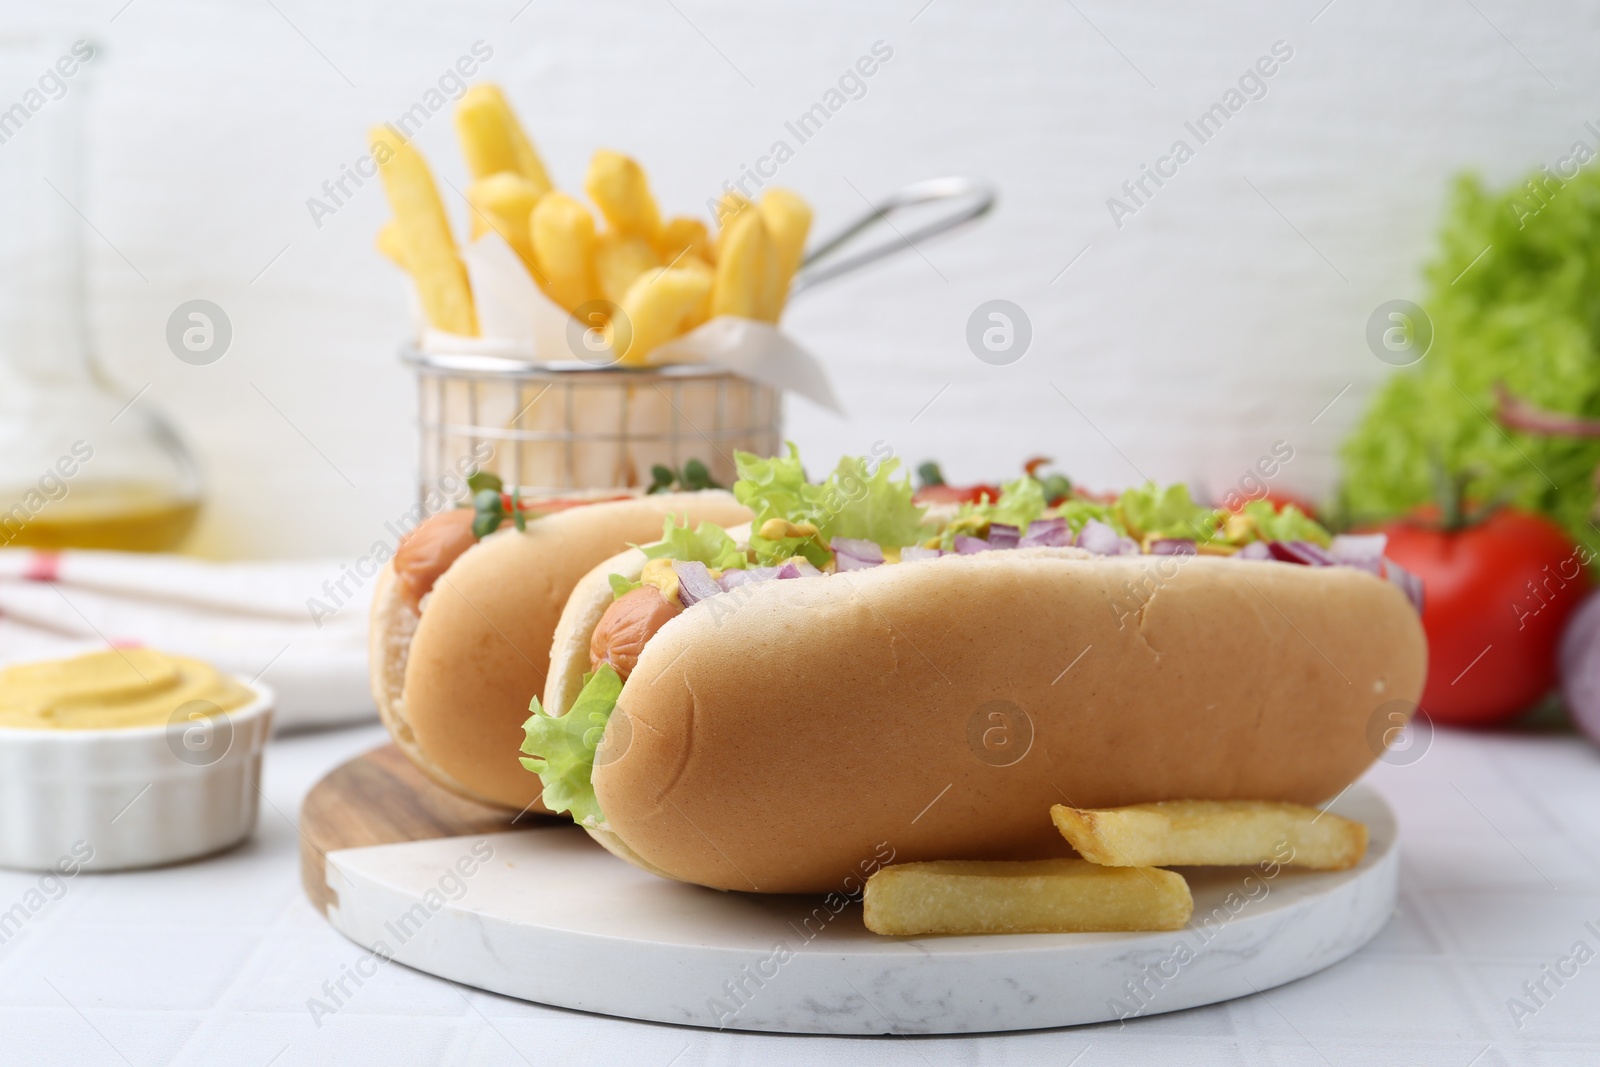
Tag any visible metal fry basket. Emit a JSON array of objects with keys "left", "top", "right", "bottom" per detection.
[
  {"left": 403, "top": 176, "right": 995, "bottom": 502},
  {"left": 406, "top": 350, "right": 781, "bottom": 498}
]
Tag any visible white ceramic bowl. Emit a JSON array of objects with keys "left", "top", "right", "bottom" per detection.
[{"left": 0, "top": 681, "right": 274, "bottom": 871}]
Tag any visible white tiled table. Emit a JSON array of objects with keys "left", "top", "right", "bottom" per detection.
[{"left": 2, "top": 722, "right": 1597, "bottom": 1066}]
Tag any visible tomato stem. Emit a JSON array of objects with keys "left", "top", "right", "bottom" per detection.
[{"left": 1428, "top": 447, "right": 1474, "bottom": 532}]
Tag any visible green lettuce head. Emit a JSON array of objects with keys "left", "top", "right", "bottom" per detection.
[{"left": 1341, "top": 166, "right": 1600, "bottom": 559}]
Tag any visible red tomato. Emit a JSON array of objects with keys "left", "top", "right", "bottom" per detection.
[
  {"left": 913, "top": 484, "right": 1000, "bottom": 506},
  {"left": 1380, "top": 509, "right": 1590, "bottom": 726}
]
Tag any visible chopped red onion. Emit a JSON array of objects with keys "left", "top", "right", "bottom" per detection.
[
  {"left": 1329, "top": 534, "right": 1387, "bottom": 575},
  {"left": 1020, "top": 518, "right": 1072, "bottom": 548},
  {"left": 1383, "top": 559, "right": 1425, "bottom": 614},
  {"left": 831, "top": 537, "right": 885, "bottom": 571},
  {"left": 987, "top": 523, "right": 1021, "bottom": 549},
  {"left": 954, "top": 535, "right": 991, "bottom": 555},
  {"left": 1232, "top": 538, "right": 1420, "bottom": 613},
  {"left": 901, "top": 546, "right": 943, "bottom": 561},
  {"left": 719, "top": 566, "right": 780, "bottom": 591},
  {"left": 1149, "top": 539, "right": 1197, "bottom": 556},
  {"left": 1559, "top": 591, "right": 1600, "bottom": 748},
  {"left": 1267, "top": 540, "right": 1336, "bottom": 567},
  {"left": 778, "top": 558, "right": 822, "bottom": 579},
  {"left": 1075, "top": 519, "right": 1137, "bottom": 556},
  {"left": 672, "top": 560, "right": 723, "bottom": 607}
]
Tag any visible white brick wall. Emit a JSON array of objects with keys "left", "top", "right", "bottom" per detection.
[{"left": 4, "top": 0, "right": 1592, "bottom": 557}]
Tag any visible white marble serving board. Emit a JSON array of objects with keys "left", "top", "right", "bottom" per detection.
[{"left": 318, "top": 787, "right": 1397, "bottom": 1035}]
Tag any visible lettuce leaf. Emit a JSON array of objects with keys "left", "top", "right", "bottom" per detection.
[
  {"left": 1052, "top": 496, "right": 1125, "bottom": 535},
  {"left": 815, "top": 454, "right": 927, "bottom": 546},
  {"left": 968, "top": 476, "right": 1049, "bottom": 530},
  {"left": 519, "top": 664, "right": 622, "bottom": 826},
  {"left": 936, "top": 476, "right": 1051, "bottom": 548},
  {"left": 1117, "top": 483, "right": 1223, "bottom": 541},
  {"left": 607, "top": 573, "right": 642, "bottom": 600},
  {"left": 733, "top": 444, "right": 810, "bottom": 527},
  {"left": 734, "top": 444, "right": 927, "bottom": 565},
  {"left": 639, "top": 516, "right": 746, "bottom": 570},
  {"left": 732, "top": 445, "right": 828, "bottom": 566},
  {"left": 1234, "top": 500, "right": 1332, "bottom": 545}
]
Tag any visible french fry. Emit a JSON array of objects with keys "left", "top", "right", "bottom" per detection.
[
  {"left": 758, "top": 188, "right": 811, "bottom": 320},
  {"left": 585, "top": 150, "right": 661, "bottom": 242},
  {"left": 863, "top": 859, "right": 1192, "bottom": 936},
  {"left": 1051, "top": 800, "right": 1369, "bottom": 871},
  {"left": 466, "top": 172, "right": 542, "bottom": 267},
  {"left": 370, "top": 125, "right": 477, "bottom": 336},
  {"left": 710, "top": 209, "right": 776, "bottom": 321},
  {"left": 454, "top": 83, "right": 552, "bottom": 196},
  {"left": 657, "top": 216, "right": 712, "bottom": 265},
  {"left": 712, "top": 191, "right": 752, "bottom": 262},
  {"left": 677, "top": 254, "right": 715, "bottom": 279},
  {"left": 530, "top": 192, "right": 600, "bottom": 314},
  {"left": 617, "top": 267, "right": 713, "bottom": 366},
  {"left": 594, "top": 232, "right": 661, "bottom": 306},
  {"left": 375, "top": 220, "right": 408, "bottom": 270}
]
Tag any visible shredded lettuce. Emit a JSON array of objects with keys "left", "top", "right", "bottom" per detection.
[
  {"left": 1117, "top": 483, "right": 1223, "bottom": 541},
  {"left": 734, "top": 444, "right": 927, "bottom": 566},
  {"left": 1053, "top": 496, "right": 1125, "bottom": 535},
  {"left": 519, "top": 664, "right": 622, "bottom": 826},
  {"left": 936, "top": 476, "right": 1051, "bottom": 548},
  {"left": 968, "top": 476, "right": 1049, "bottom": 530},
  {"left": 733, "top": 444, "right": 830, "bottom": 566},
  {"left": 607, "top": 573, "right": 642, "bottom": 599},
  {"left": 922, "top": 474, "right": 1335, "bottom": 550},
  {"left": 817, "top": 454, "right": 927, "bottom": 546},
  {"left": 639, "top": 516, "right": 746, "bottom": 570},
  {"left": 733, "top": 444, "right": 810, "bottom": 529},
  {"left": 1231, "top": 500, "right": 1331, "bottom": 546}
]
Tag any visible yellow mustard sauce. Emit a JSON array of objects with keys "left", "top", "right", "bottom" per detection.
[
  {"left": 0, "top": 649, "right": 253, "bottom": 730},
  {"left": 639, "top": 558, "right": 680, "bottom": 604}
]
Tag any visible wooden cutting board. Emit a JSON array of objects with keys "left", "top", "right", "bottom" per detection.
[{"left": 298, "top": 743, "right": 531, "bottom": 915}]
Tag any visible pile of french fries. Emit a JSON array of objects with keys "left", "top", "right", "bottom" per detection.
[
  {"left": 863, "top": 800, "right": 1369, "bottom": 937},
  {"left": 370, "top": 83, "right": 812, "bottom": 366}
]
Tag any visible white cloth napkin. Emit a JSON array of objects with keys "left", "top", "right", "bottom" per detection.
[{"left": 0, "top": 549, "right": 375, "bottom": 730}]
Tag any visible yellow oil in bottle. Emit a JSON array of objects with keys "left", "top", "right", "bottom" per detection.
[
  {"left": 0, "top": 36, "right": 205, "bottom": 556},
  {"left": 0, "top": 483, "right": 200, "bottom": 553}
]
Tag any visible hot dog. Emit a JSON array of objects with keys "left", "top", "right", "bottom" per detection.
[
  {"left": 520, "top": 447, "right": 1427, "bottom": 892},
  {"left": 369, "top": 488, "right": 749, "bottom": 811}
]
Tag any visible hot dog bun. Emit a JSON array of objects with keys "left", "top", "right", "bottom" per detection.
[
  {"left": 369, "top": 491, "right": 750, "bottom": 810},
  {"left": 555, "top": 549, "right": 1424, "bottom": 892}
]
